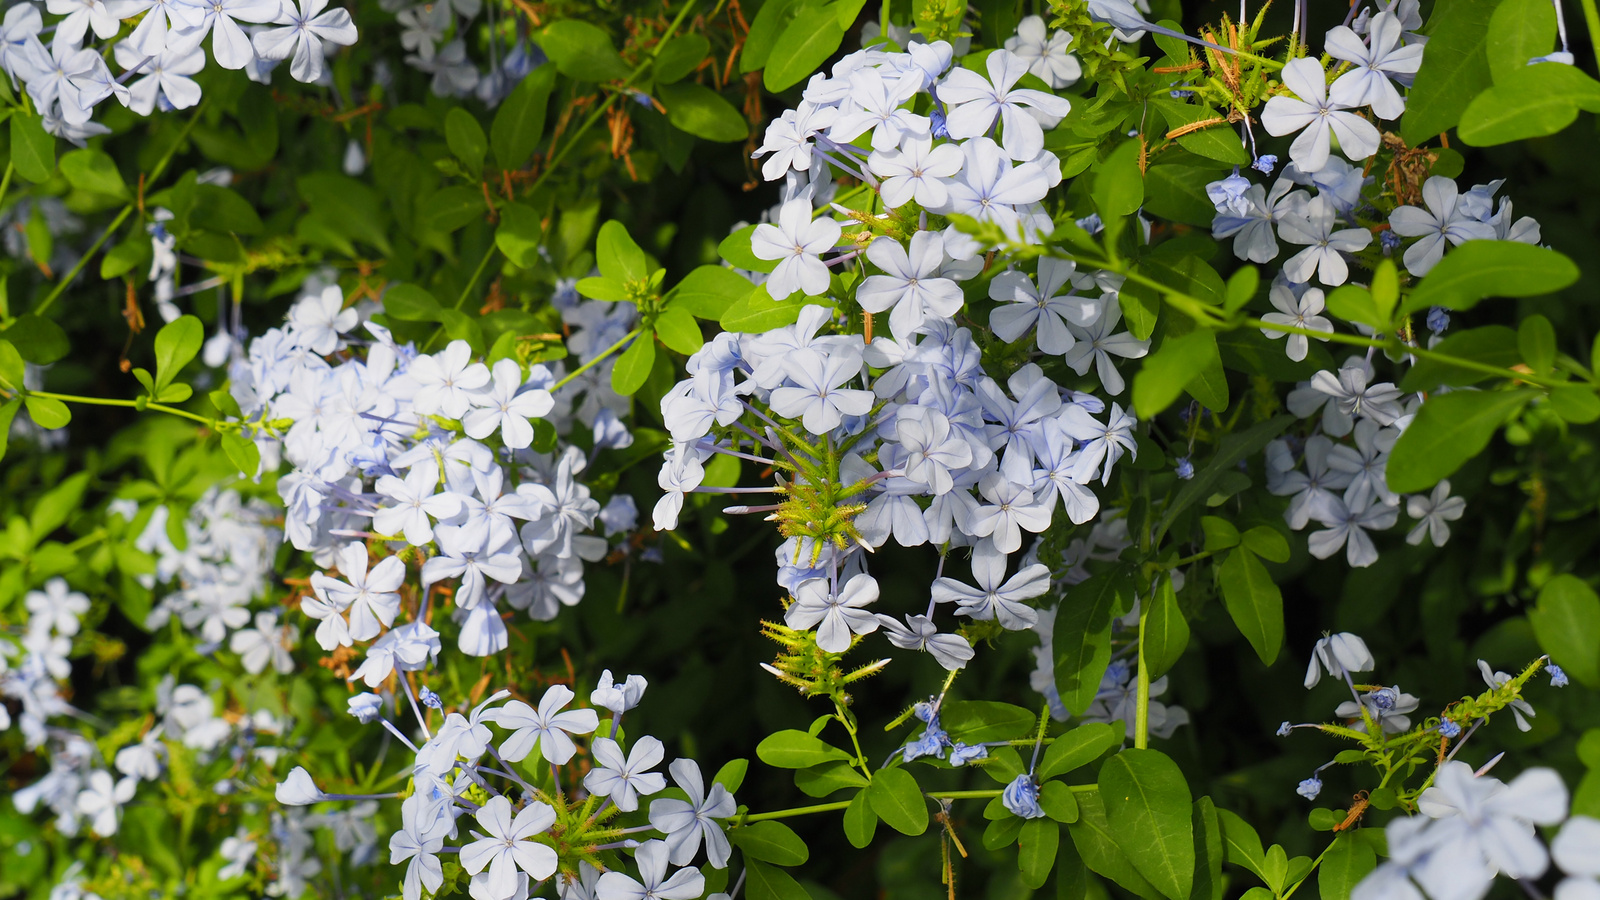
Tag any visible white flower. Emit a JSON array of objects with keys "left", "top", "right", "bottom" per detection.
[
  {"left": 286, "top": 285, "right": 358, "bottom": 354},
  {"left": 1279, "top": 195, "right": 1373, "bottom": 286},
  {"left": 1064, "top": 302, "right": 1149, "bottom": 396},
  {"left": 768, "top": 346, "right": 874, "bottom": 435},
  {"left": 857, "top": 232, "right": 964, "bottom": 341},
  {"left": 316, "top": 542, "right": 405, "bottom": 640},
  {"left": 1553, "top": 817, "right": 1600, "bottom": 900},
  {"left": 1388, "top": 176, "right": 1497, "bottom": 276},
  {"left": 45, "top": 0, "right": 122, "bottom": 47},
  {"left": 251, "top": 0, "right": 358, "bottom": 83},
  {"left": 750, "top": 199, "right": 841, "bottom": 300},
  {"left": 583, "top": 736, "right": 668, "bottom": 812},
  {"left": 1478, "top": 660, "right": 1538, "bottom": 731},
  {"left": 966, "top": 473, "right": 1052, "bottom": 554},
  {"left": 1259, "top": 281, "right": 1333, "bottom": 361},
  {"left": 1305, "top": 632, "right": 1375, "bottom": 688},
  {"left": 753, "top": 102, "right": 839, "bottom": 182},
  {"left": 25, "top": 578, "right": 90, "bottom": 637},
  {"left": 648, "top": 759, "right": 737, "bottom": 867},
  {"left": 173, "top": 0, "right": 282, "bottom": 68},
  {"left": 374, "top": 460, "right": 466, "bottom": 546},
  {"left": 895, "top": 405, "right": 972, "bottom": 495},
  {"left": 1260, "top": 57, "right": 1382, "bottom": 173},
  {"left": 1304, "top": 359, "right": 1404, "bottom": 433},
  {"left": 786, "top": 573, "right": 881, "bottom": 653},
  {"left": 115, "top": 42, "right": 206, "bottom": 115},
  {"left": 867, "top": 136, "right": 962, "bottom": 209},
  {"left": 229, "top": 610, "right": 295, "bottom": 674},
  {"left": 390, "top": 825, "right": 445, "bottom": 900},
  {"left": 932, "top": 539, "right": 1050, "bottom": 630},
  {"left": 1409, "top": 761, "right": 1568, "bottom": 890},
  {"left": 591, "top": 670, "right": 648, "bottom": 715},
  {"left": 460, "top": 796, "right": 559, "bottom": 900},
  {"left": 464, "top": 358, "right": 555, "bottom": 449},
  {"left": 989, "top": 257, "right": 1100, "bottom": 355},
  {"left": 876, "top": 613, "right": 974, "bottom": 669},
  {"left": 411, "top": 339, "right": 492, "bottom": 418},
  {"left": 1270, "top": 435, "right": 1353, "bottom": 530},
  {"left": 76, "top": 770, "right": 136, "bottom": 836},
  {"left": 1325, "top": 11, "right": 1423, "bottom": 120},
  {"left": 1004, "top": 15, "right": 1080, "bottom": 89},
  {"left": 938, "top": 48, "right": 1072, "bottom": 160},
  {"left": 488, "top": 684, "right": 600, "bottom": 764},
  {"left": 943, "top": 136, "right": 1052, "bottom": 237},
  {"left": 275, "top": 766, "right": 325, "bottom": 805},
  {"left": 596, "top": 840, "right": 705, "bottom": 900},
  {"left": 828, "top": 67, "right": 929, "bottom": 151},
  {"left": 1308, "top": 496, "right": 1398, "bottom": 568}
]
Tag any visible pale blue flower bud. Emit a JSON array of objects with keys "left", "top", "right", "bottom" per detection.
[
  {"left": 1426, "top": 306, "right": 1450, "bottom": 335},
  {"left": 1438, "top": 719, "right": 1462, "bottom": 738},
  {"left": 1175, "top": 457, "right": 1195, "bottom": 480},
  {"left": 1003, "top": 774, "right": 1045, "bottom": 818},
  {"left": 1549, "top": 664, "right": 1569, "bottom": 688},
  {"left": 1296, "top": 777, "right": 1322, "bottom": 800},
  {"left": 949, "top": 743, "right": 989, "bottom": 766},
  {"left": 1277, "top": 721, "right": 1293, "bottom": 737},
  {"left": 348, "top": 693, "right": 383, "bottom": 723},
  {"left": 419, "top": 686, "right": 443, "bottom": 709},
  {"left": 1252, "top": 154, "right": 1278, "bottom": 175}
]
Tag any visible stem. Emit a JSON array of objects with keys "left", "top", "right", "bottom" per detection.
[
  {"left": 739, "top": 801, "right": 853, "bottom": 823},
  {"left": 27, "top": 390, "right": 215, "bottom": 426},
  {"left": 1134, "top": 589, "right": 1152, "bottom": 751},
  {"left": 550, "top": 326, "right": 644, "bottom": 391},
  {"left": 1580, "top": 0, "right": 1600, "bottom": 74},
  {"left": 33, "top": 105, "right": 204, "bottom": 317},
  {"left": 1280, "top": 836, "right": 1339, "bottom": 900},
  {"left": 422, "top": 244, "right": 501, "bottom": 352}
]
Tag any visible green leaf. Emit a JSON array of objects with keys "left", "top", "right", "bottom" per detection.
[
  {"left": 420, "top": 185, "right": 487, "bottom": 234},
  {"left": 191, "top": 185, "right": 265, "bottom": 236},
  {"left": 540, "top": 21, "right": 632, "bottom": 82},
  {"left": 1317, "top": 834, "right": 1377, "bottom": 900},
  {"left": 597, "top": 220, "right": 648, "bottom": 284},
  {"left": 1040, "top": 781, "right": 1080, "bottom": 824},
  {"left": 1399, "top": 325, "right": 1520, "bottom": 391},
  {"left": 756, "top": 730, "right": 852, "bottom": 769},
  {"left": 220, "top": 431, "right": 261, "bottom": 476},
  {"left": 720, "top": 290, "right": 810, "bottom": 333},
  {"left": 1401, "top": 241, "right": 1579, "bottom": 316},
  {"left": 1019, "top": 819, "right": 1061, "bottom": 890},
  {"left": 60, "top": 149, "right": 129, "bottom": 199},
  {"left": 1458, "top": 63, "right": 1600, "bottom": 145},
  {"left": 1400, "top": 0, "right": 1497, "bottom": 144},
  {"left": 1518, "top": 313, "right": 1556, "bottom": 373},
  {"left": 1039, "top": 722, "right": 1119, "bottom": 781},
  {"left": 730, "top": 821, "right": 809, "bottom": 866},
  {"left": 658, "top": 81, "right": 750, "bottom": 142},
  {"left": 1549, "top": 386, "right": 1600, "bottom": 424},
  {"left": 1487, "top": 0, "right": 1556, "bottom": 81},
  {"left": 297, "top": 173, "right": 393, "bottom": 254},
  {"left": 1218, "top": 547, "right": 1284, "bottom": 665},
  {"left": 764, "top": 8, "right": 848, "bottom": 92},
  {"left": 610, "top": 335, "right": 655, "bottom": 396},
  {"left": 669, "top": 266, "right": 753, "bottom": 319},
  {"left": 1385, "top": 389, "right": 1534, "bottom": 493},
  {"left": 1216, "top": 808, "right": 1267, "bottom": 876},
  {"left": 1093, "top": 140, "right": 1144, "bottom": 219},
  {"left": 1135, "top": 329, "right": 1218, "bottom": 418},
  {"left": 720, "top": 224, "right": 777, "bottom": 272},
  {"left": 495, "top": 203, "right": 544, "bottom": 268},
  {"left": 654, "top": 33, "right": 710, "bottom": 83},
  {"left": 445, "top": 108, "right": 487, "bottom": 176},
  {"left": 1099, "top": 750, "right": 1195, "bottom": 900},
  {"left": 744, "top": 860, "right": 811, "bottom": 900},
  {"left": 209, "top": 389, "right": 242, "bottom": 419},
  {"left": 1149, "top": 97, "right": 1248, "bottom": 164},
  {"left": 491, "top": 65, "right": 556, "bottom": 169},
  {"left": 652, "top": 307, "right": 704, "bottom": 355},
  {"left": 985, "top": 814, "right": 1026, "bottom": 850},
  {"left": 842, "top": 789, "right": 878, "bottom": 848},
  {"left": 1068, "top": 793, "right": 1165, "bottom": 900},
  {"left": 101, "top": 237, "right": 151, "bottom": 280},
  {"left": 867, "top": 767, "right": 929, "bottom": 836},
  {"left": 383, "top": 284, "right": 443, "bottom": 322},
  {"left": 1144, "top": 161, "right": 1228, "bottom": 227},
  {"left": 1201, "top": 516, "right": 1240, "bottom": 551},
  {"left": 1324, "top": 285, "right": 1387, "bottom": 330},
  {"left": 23, "top": 395, "right": 69, "bottom": 429},
  {"left": 10, "top": 115, "right": 55, "bottom": 183},
  {"left": 1192, "top": 798, "right": 1224, "bottom": 900},
  {"left": 1241, "top": 526, "right": 1289, "bottom": 563},
  {"left": 741, "top": 0, "right": 800, "bottom": 72},
  {"left": 1, "top": 315, "right": 70, "bottom": 365},
  {"left": 714, "top": 758, "right": 749, "bottom": 793},
  {"left": 1370, "top": 260, "right": 1399, "bottom": 323},
  {"left": 1053, "top": 569, "right": 1133, "bottom": 716},
  {"left": 576, "top": 277, "right": 630, "bottom": 302},
  {"left": 1155, "top": 416, "right": 1294, "bottom": 544},
  {"left": 941, "top": 701, "right": 1036, "bottom": 743},
  {"left": 1529, "top": 574, "right": 1600, "bottom": 688},
  {"left": 1143, "top": 574, "right": 1189, "bottom": 680},
  {"left": 153, "top": 316, "right": 204, "bottom": 394},
  {"left": 1224, "top": 266, "right": 1259, "bottom": 313},
  {"left": 793, "top": 759, "right": 867, "bottom": 797}
]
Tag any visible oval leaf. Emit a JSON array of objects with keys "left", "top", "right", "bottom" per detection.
[
  {"left": 867, "top": 767, "right": 928, "bottom": 836},
  {"left": 1099, "top": 749, "right": 1195, "bottom": 900}
]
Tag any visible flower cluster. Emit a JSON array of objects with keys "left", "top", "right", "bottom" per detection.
[{"left": 0, "top": 0, "right": 356, "bottom": 142}]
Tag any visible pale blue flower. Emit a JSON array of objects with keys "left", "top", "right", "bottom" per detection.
[{"left": 1003, "top": 774, "right": 1045, "bottom": 818}]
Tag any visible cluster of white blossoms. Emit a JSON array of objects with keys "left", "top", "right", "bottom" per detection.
[
  {"left": 378, "top": 0, "right": 543, "bottom": 104},
  {"left": 655, "top": 19, "right": 1181, "bottom": 670},
  {"left": 128, "top": 486, "right": 284, "bottom": 654},
  {"left": 277, "top": 671, "right": 736, "bottom": 900},
  {"left": 230, "top": 281, "right": 640, "bottom": 664},
  {"left": 0, "top": 0, "right": 357, "bottom": 143},
  {"left": 0, "top": 578, "right": 88, "bottom": 745}
]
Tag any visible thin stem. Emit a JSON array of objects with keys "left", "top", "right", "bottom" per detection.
[
  {"left": 739, "top": 801, "right": 853, "bottom": 823},
  {"left": 1134, "top": 588, "right": 1152, "bottom": 751},
  {"left": 1281, "top": 836, "right": 1339, "bottom": 900},
  {"left": 550, "top": 327, "right": 644, "bottom": 391},
  {"left": 423, "top": 244, "right": 501, "bottom": 352},
  {"left": 27, "top": 390, "right": 214, "bottom": 426},
  {"left": 1579, "top": 0, "right": 1600, "bottom": 73},
  {"left": 34, "top": 104, "right": 204, "bottom": 316}
]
